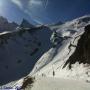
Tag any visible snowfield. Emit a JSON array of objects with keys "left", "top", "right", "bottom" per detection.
[
  {"left": 30, "top": 77, "right": 90, "bottom": 90},
  {"left": 0, "top": 15, "right": 90, "bottom": 90}
]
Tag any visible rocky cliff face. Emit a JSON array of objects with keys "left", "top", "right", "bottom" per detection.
[{"left": 63, "top": 24, "right": 90, "bottom": 68}]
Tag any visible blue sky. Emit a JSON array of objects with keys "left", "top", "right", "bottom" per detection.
[{"left": 0, "top": 0, "right": 90, "bottom": 24}]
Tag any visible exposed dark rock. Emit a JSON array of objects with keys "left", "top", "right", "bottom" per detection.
[
  {"left": 63, "top": 24, "right": 90, "bottom": 69},
  {"left": 20, "top": 76, "right": 34, "bottom": 90}
]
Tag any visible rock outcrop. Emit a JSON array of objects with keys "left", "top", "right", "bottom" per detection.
[{"left": 64, "top": 24, "right": 90, "bottom": 68}]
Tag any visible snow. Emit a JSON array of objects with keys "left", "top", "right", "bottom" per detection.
[{"left": 29, "top": 77, "right": 90, "bottom": 90}]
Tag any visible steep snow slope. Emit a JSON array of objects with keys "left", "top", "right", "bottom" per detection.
[
  {"left": 0, "top": 15, "right": 90, "bottom": 89},
  {"left": 31, "top": 15, "right": 90, "bottom": 81},
  {"left": 0, "top": 26, "right": 52, "bottom": 85}
]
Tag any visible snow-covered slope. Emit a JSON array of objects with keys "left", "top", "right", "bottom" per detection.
[
  {"left": 31, "top": 15, "right": 90, "bottom": 81},
  {"left": 0, "top": 15, "right": 90, "bottom": 90}
]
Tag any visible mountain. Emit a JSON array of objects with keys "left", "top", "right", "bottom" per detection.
[
  {"left": 0, "top": 16, "right": 18, "bottom": 32},
  {"left": 20, "top": 19, "right": 34, "bottom": 28},
  {"left": 0, "top": 25, "right": 52, "bottom": 85},
  {"left": 0, "top": 15, "right": 90, "bottom": 90}
]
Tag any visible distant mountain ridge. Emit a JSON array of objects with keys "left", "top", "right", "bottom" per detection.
[
  {"left": 0, "top": 16, "right": 35, "bottom": 33},
  {"left": 0, "top": 16, "right": 18, "bottom": 32}
]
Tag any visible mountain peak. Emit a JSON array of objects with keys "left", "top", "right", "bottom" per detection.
[{"left": 20, "top": 19, "right": 34, "bottom": 28}]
